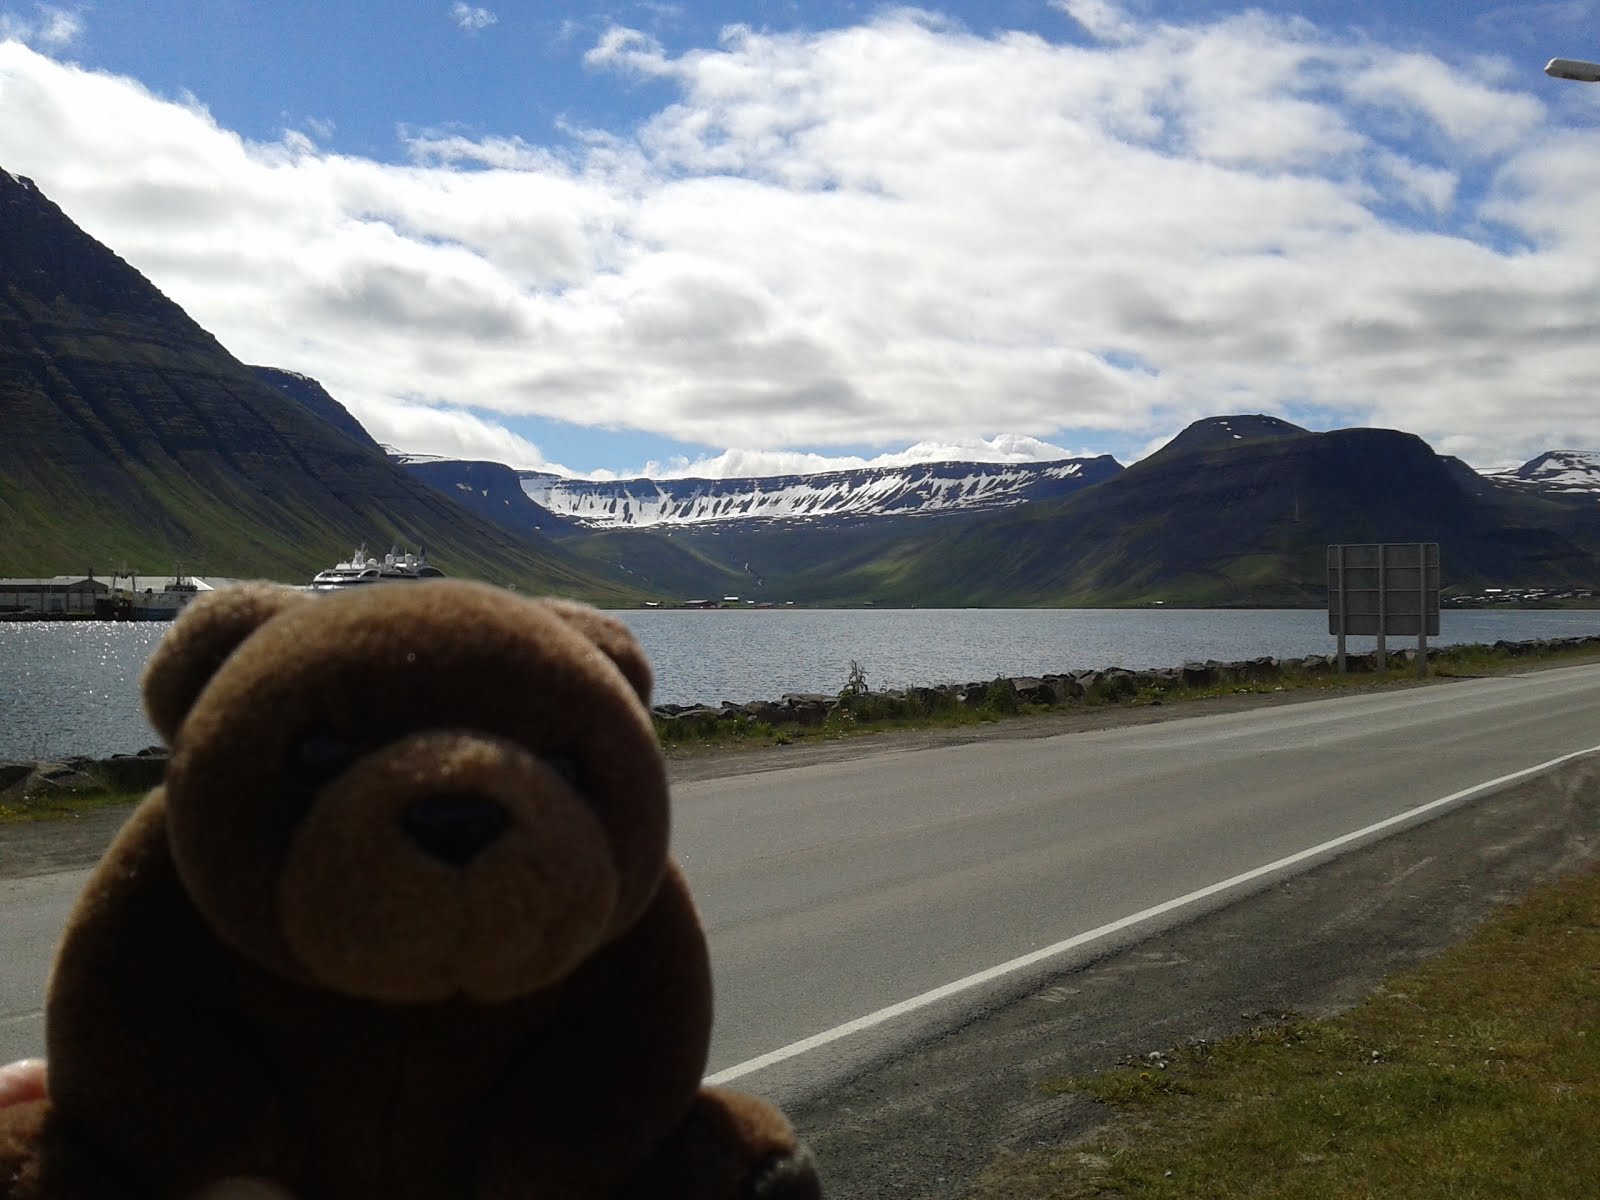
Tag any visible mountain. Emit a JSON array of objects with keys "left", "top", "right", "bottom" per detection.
[
  {"left": 395, "top": 454, "right": 1126, "bottom": 602},
  {"left": 393, "top": 413, "right": 1600, "bottom": 606},
  {"left": 815, "top": 423, "right": 1600, "bottom": 606},
  {"left": 1485, "top": 451, "right": 1600, "bottom": 495},
  {"left": 587, "top": 421, "right": 1600, "bottom": 606},
  {"left": 509, "top": 457, "right": 1124, "bottom": 527},
  {"left": 399, "top": 457, "right": 568, "bottom": 537},
  {"left": 0, "top": 168, "right": 637, "bottom": 599}
]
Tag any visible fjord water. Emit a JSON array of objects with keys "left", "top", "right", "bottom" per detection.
[{"left": 5, "top": 607, "right": 1600, "bottom": 762}]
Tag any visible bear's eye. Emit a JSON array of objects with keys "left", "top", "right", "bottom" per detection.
[
  {"left": 542, "top": 748, "right": 586, "bottom": 792},
  {"left": 291, "top": 729, "right": 358, "bottom": 785}
]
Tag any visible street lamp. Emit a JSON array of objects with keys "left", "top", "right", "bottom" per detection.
[{"left": 1546, "top": 57, "right": 1600, "bottom": 82}]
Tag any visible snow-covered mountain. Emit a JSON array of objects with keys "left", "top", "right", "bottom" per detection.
[
  {"left": 515, "top": 456, "right": 1122, "bottom": 527},
  {"left": 1484, "top": 451, "right": 1600, "bottom": 494}
]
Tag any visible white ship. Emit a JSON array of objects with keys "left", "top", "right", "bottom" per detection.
[{"left": 309, "top": 545, "right": 444, "bottom": 590}]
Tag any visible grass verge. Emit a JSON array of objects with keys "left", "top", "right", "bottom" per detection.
[
  {"left": 0, "top": 786, "right": 146, "bottom": 824},
  {"left": 970, "top": 861, "right": 1600, "bottom": 1200}
]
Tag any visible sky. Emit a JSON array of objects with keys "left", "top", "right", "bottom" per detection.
[{"left": 1, "top": 2, "right": 1598, "bottom": 479}]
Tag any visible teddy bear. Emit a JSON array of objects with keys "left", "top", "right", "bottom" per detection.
[{"left": 0, "top": 580, "right": 821, "bottom": 1200}]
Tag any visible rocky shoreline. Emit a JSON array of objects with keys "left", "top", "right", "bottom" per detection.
[
  {"left": 652, "top": 634, "right": 1600, "bottom": 731},
  {"left": 0, "top": 746, "right": 169, "bottom": 807},
  {"left": 7, "top": 635, "right": 1600, "bottom": 804}
]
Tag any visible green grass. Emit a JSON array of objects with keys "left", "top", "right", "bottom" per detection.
[
  {"left": 971, "top": 861, "right": 1600, "bottom": 1199},
  {"left": 0, "top": 785, "right": 144, "bottom": 824}
]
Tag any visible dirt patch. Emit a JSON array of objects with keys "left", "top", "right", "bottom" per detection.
[{"left": 0, "top": 807, "right": 136, "bottom": 879}]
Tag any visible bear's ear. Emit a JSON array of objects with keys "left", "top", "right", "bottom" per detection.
[
  {"left": 542, "top": 599, "right": 654, "bottom": 706},
  {"left": 143, "top": 583, "right": 311, "bottom": 743}
]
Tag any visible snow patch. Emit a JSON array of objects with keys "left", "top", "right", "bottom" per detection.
[
  {"left": 519, "top": 458, "right": 1108, "bottom": 527},
  {"left": 1485, "top": 450, "right": 1600, "bottom": 494}
]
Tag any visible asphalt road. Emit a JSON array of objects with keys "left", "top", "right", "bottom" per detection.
[
  {"left": 6, "top": 663, "right": 1600, "bottom": 1104},
  {"left": 682, "top": 663, "right": 1600, "bottom": 1100},
  {"left": 0, "top": 867, "right": 86, "bottom": 1062}
]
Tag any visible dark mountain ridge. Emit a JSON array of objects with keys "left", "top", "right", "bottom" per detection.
[
  {"left": 826, "top": 424, "right": 1600, "bottom": 605},
  {"left": 249, "top": 366, "right": 383, "bottom": 454},
  {"left": 401, "top": 457, "right": 568, "bottom": 537},
  {"left": 388, "top": 400, "right": 1600, "bottom": 605}
]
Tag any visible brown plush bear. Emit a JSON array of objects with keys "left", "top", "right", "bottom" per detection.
[{"left": 0, "top": 581, "right": 820, "bottom": 1200}]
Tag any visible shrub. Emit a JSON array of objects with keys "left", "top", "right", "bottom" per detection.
[
  {"left": 980, "top": 678, "right": 1022, "bottom": 715},
  {"left": 839, "top": 659, "right": 870, "bottom": 699}
]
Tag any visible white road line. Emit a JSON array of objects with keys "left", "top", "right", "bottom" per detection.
[{"left": 705, "top": 740, "right": 1600, "bottom": 1086}]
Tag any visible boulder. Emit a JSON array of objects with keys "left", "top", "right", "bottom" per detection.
[
  {"left": 19, "top": 762, "right": 99, "bottom": 799},
  {"left": 1008, "top": 677, "right": 1055, "bottom": 705},
  {"left": 1229, "top": 656, "right": 1281, "bottom": 683},
  {"left": 741, "top": 700, "right": 789, "bottom": 725},
  {"left": 95, "top": 753, "right": 168, "bottom": 792},
  {"left": 1042, "top": 674, "right": 1084, "bottom": 702},
  {"left": 783, "top": 696, "right": 832, "bottom": 727}
]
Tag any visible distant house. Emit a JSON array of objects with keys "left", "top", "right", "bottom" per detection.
[{"left": 0, "top": 576, "right": 110, "bottom": 614}]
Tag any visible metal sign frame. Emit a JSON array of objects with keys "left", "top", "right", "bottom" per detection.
[{"left": 1327, "top": 543, "right": 1441, "bottom": 674}]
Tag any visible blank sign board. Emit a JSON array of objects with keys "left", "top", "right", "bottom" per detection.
[{"left": 1327, "top": 543, "right": 1440, "bottom": 637}]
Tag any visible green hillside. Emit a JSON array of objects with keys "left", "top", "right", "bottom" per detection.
[
  {"left": 0, "top": 169, "right": 639, "bottom": 602},
  {"left": 823, "top": 423, "right": 1600, "bottom": 606}
]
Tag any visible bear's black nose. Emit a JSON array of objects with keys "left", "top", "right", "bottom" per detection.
[{"left": 401, "top": 794, "right": 509, "bottom": 866}]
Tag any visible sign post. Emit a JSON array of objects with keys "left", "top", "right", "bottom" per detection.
[{"left": 1327, "top": 543, "right": 1440, "bottom": 676}]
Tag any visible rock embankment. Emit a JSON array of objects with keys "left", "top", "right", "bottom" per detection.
[
  {"left": 0, "top": 747, "right": 167, "bottom": 806},
  {"left": 650, "top": 636, "right": 1600, "bottom": 732}
]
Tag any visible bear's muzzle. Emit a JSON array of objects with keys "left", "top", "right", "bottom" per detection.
[{"left": 276, "top": 730, "right": 620, "bottom": 1005}]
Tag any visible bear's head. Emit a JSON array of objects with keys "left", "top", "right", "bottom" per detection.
[{"left": 140, "top": 580, "right": 667, "bottom": 1006}]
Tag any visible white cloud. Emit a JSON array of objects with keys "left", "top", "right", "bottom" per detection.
[
  {"left": 1054, "top": 0, "right": 1141, "bottom": 44},
  {"left": 1345, "top": 52, "right": 1545, "bottom": 156},
  {"left": 1372, "top": 150, "right": 1457, "bottom": 215},
  {"left": 450, "top": 3, "right": 496, "bottom": 34},
  {"left": 1, "top": 11, "right": 1599, "bottom": 473},
  {"left": 0, "top": 3, "right": 82, "bottom": 48},
  {"left": 354, "top": 399, "right": 566, "bottom": 472},
  {"left": 583, "top": 25, "right": 670, "bottom": 74}
]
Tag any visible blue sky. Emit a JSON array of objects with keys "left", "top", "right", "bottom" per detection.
[{"left": 2, "top": 1, "right": 1599, "bottom": 476}]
